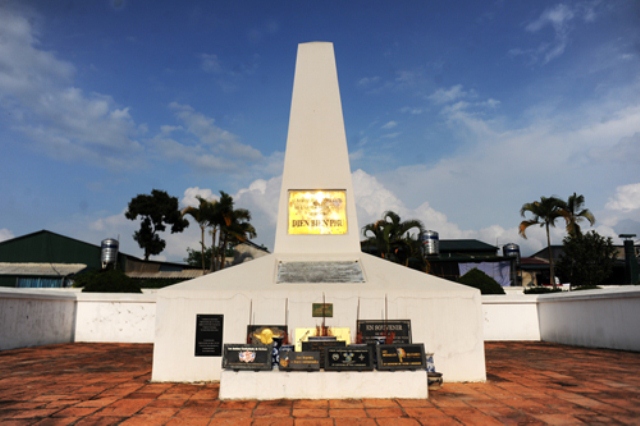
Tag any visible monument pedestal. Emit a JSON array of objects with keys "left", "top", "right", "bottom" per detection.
[
  {"left": 219, "top": 370, "right": 428, "bottom": 400},
  {"left": 151, "top": 42, "right": 487, "bottom": 392}
]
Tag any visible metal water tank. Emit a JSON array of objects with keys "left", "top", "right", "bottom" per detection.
[
  {"left": 101, "top": 238, "right": 119, "bottom": 269},
  {"left": 503, "top": 243, "right": 520, "bottom": 264},
  {"left": 421, "top": 230, "right": 439, "bottom": 256}
]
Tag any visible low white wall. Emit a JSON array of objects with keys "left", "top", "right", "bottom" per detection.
[
  {"left": 482, "top": 294, "right": 540, "bottom": 341},
  {"left": 0, "top": 288, "right": 76, "bottom": 350},
  {"left": 538, "top": 287, "right": 640, "bottom": 351},
  {"left": 3, "top": 287, "right": 640, "bottom": 354},
  {"left": 75, "top": 292, "right": 157, "bottom": 343}
]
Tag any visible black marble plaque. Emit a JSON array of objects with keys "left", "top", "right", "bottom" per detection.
[
  {"left": 302, "top": 339, "right": 345, "bottom": 367},
  {"left": 325, "top": 345, "right": 374, "bottom": 371},
  {"left": 376, "top": 344, "right": 426, "bottom": 371},
  {"left": 276, "top": 261, "right": 365, "bottom": 283},
  {"left": 357, "top": 320, "right": 412, "bottom": 344},
  {"left": 194, "top": 314, "right": 223, "bottom": 357},
  {"left": 222, "top": 344, "right": 273, "bottom": 371},
  {"left": 279, "top": 351, "right": 320, "bottom": 371}
]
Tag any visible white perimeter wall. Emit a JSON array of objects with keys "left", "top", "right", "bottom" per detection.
[
  {"left": 2, "top": 287, "right": 640, "bottom": 352},
  {"left": 0, "top": 288, "right": 76, "bottom": 350},
  {"left": 538, "top": 287, "right": 640, "bottom": 351},
  {"left": 0, "top": 288, "right": 156, "bottom": 350}
]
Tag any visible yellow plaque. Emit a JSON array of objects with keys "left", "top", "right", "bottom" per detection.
[
  {"left": 288, "top": 190, "right": 347, "bottom": 235},
  {"left": 294, "top": 327, "right": 351, "bottom": 352}
]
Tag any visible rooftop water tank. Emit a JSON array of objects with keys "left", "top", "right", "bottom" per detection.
[
  {"left": 503, "top": 243, "right": 520, "bottom": 265},
  {"left": 101, "top": 238, "right": 119, "bottom": 269},
  {"left": 421, "top": 230, "right": 439, "bottom": 257}
]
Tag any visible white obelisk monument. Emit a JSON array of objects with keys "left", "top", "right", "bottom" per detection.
[{"left": 151, "top": 42, "right": 486, "bottom": 398}]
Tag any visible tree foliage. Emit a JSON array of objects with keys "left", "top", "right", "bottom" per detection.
[
  {"left": 182, "top": 191, "right": 257, "bottom": 272},
  {"left": 560, "top": 192, "right": 596, "bottom": 237},
  {"left": 181, "top": 196, "right": 217, "bottom": 271},
  {"left": 125, "top": 189, "right": 189, "bottom": 260},
  {"left": 556, "top": 231, "right": 617, "bottom": 288},
  {"left": 519, "top": 193, "right": 596, "bottom": 287},
  {"left": 519, "top": 196, "right": 566, "bottom": 287},
  {"left": 458, "top": 268, "right": 505, "bottom": 295},
  {"left": 361, "top": 211, "right": 426, "bottom": 268},
  {"left": 74, "top": 269, "right": 142, "bottom": 293},
  {"left": 213, "top": 191, "right": 257, "bottom": 271},
  {"left": 185, "top": 246, "right": 213, "bottom": 270}
]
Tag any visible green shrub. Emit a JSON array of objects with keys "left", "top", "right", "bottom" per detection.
[
  {"left": 458, "top": 268, "right": 505, "bottom": 295},
  {"left": 571, "top": 285, "right": 601, "bottom": 291},
  {"left": 138, "top": 278, "right": 185, "bottom": 289},
  {"left": 523, "top": 287, "right": 563, "bottom": 294},
  {"left": 75, "top": 270, "right": 142, "bottom": 293}
]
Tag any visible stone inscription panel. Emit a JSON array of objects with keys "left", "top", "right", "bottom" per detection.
[
  {"left": 277, "top": 261, "right": 364, "bottom": 283},
  {"left": 194, "top": 314, "right": 223, "bottom": 357}
]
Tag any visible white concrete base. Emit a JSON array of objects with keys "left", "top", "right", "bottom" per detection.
[{"left": 219, "top": 369, "right": 428, "bottom": 400}]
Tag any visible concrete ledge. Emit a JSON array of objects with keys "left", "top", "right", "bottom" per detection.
[{"left": 219, "top": 369, "right": 428, "bottom": 400}]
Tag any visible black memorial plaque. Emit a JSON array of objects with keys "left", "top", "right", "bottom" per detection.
[
  {"left": 222, "top": 344, "right": 272, "bottom": 371},
  {"left": 376, "top": 343, "right": 426, "bottom": 371},
  {"left": 279, "top": 351, "right": 320, "bottom": 371},
  {"left": 357, "top": 320, "right": 412, "bottom": 345},
  {"left": 301, "top": 339, "right": 345, "bottom": 368},
  {"left": 325, "top": 345, "right": 374, "bottom": 371},
  {"left": 195, "top": 314, "right": 224, "bottom": 357}
]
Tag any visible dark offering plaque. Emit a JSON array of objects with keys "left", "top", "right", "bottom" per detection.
[
  {"left": 222, "top": 344, "right": 273, "bottom": 371},
  {"left": 195, "top": 314, "right": 223, "bottom": 357},
  {"left": 376, "top": 344, "right": 426, "bottom": 371},
  {"left": 279, "top": 351, "right": 321, "bottom": 371},
  {"left": 357, "top": 320, "right": 412, "bottom": 345},
  {"left": 325, "top": 345, "right": 374, "bottom": 371},
  {"left": 302, "top": 339, "right": 346, "bottom": 368}
]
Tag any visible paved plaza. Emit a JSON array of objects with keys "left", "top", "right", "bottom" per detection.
[{"left": 0, "top": 341, "right": 639, "bottom": 425}]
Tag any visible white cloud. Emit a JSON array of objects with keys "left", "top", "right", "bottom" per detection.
[
  {"left": 169, "top": 102, "right": 262, "bottom": 161},
  {"left": 428, "top": 85, "right": 469, "bottom": 104},
  {"left": 0, "top": 5, "right": 142, "bottom": 169},
  {"left": 181, "top": 187, "right": 218, "bottom": 207},
  {"left": 200, "top": 53, "right": 222, "bottom": 73},
  {"left": 516, "top": 3, "right": 602, "bottom": 64},
  {"left": 381, "top": 121, "right": 397, "bottom": 130},
  {"left": 0, "top": 228, "right": 14, "bottom": 242},
  {"left": 606, "top": 183, "right": 640, "bottom": 213}
]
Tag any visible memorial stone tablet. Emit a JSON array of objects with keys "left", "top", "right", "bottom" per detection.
[
  {"left": 222, "top": 344, "right": 273, "bottom": 371},
  {"left": 376, "top": 344, "right": 426, "bottom": 371},
  {"left": 301, "top": 339, "right": 345, "bottom": 368},
  {"left": 279, "top": 351, "right": 321, "bottom": 371},
  {"left": 276, "top": 261, "right": 365, "bottom": 283},
  {"left": 357, "top": 320, "right": 412, "bottom": 344},
  {"left": 195, "top": 314, "right": 223, "bottom": 357},
  {"left": 324, "top": 345, "right": 374, "bottom": 371}
]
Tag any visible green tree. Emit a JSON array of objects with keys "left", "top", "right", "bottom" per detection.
[
  {"left": 181, "top": 196, "right": 217, "bottom": 272},
  {"left": 185, "top": 247, "right": 213, "bottom": 270},
  {"left": 125, "top": 189, "right": 189, "bottom": 260},
  {"left": 458, "top": 268, "right": 505, "bottom": 295},
  {"left": 556, "top": 231, "right": 617, "bottom": 288},
  {"left": 361, "top": 211, "right": 425, "bottom": 267},
  {"left": 560, "top": 192, "right": 596, "bottom": 237},
  {"left": 519, "top": 196, "right": 566, "bottom": 287},
  {"left": 214, "top": 192, "right": 257, "bottom": 271}
]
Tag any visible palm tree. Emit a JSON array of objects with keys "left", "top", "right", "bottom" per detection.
[
  {"left": 362, "top": 211, "right": 425, "bottom": 266},
  {"left": 181, "top": 196, "right": 217, "bottom": 272},
  {"left": 560, "top": 193, "right": 595, "bottom": 237},
  {"left": 208, "top": 191, "right": 257, "bottom": 271},
  {"left": 519, "top": 196, "right": 566, "bottom": 288}
]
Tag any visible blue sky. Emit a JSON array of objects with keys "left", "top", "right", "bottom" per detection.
[{"left": 1, "top": 0, "right": 639, "bottom": 262}]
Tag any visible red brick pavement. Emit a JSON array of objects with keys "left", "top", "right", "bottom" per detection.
[{"left": 0, "top": 342, "right": 639, "bottom": 425}]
